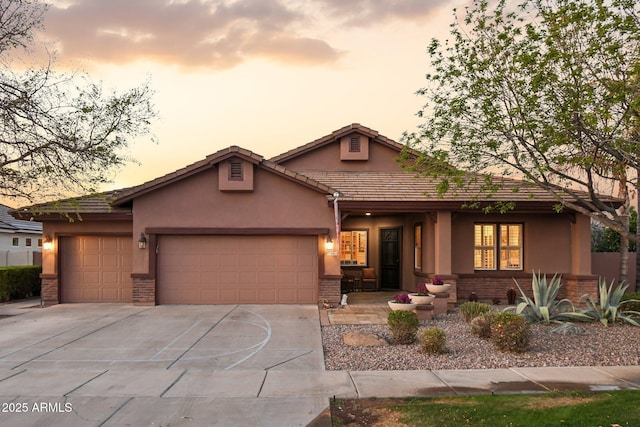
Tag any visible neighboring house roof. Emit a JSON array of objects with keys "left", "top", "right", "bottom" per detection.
[{"left": 0, "top": 204, "right": 42, "bottom": 232}]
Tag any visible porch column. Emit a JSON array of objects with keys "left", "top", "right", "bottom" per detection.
[
  {"left": 434, "top": 211, "right": 452, "bottom": 275},
  {"left": 571, "top": 213, "right": 591, "bottom": 275},
  {"left": 566, "top": 213, "right": 598, "bottom": 303}
]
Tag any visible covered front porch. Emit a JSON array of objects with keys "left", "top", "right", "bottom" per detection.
[{"left": 333, "top": 206, "right": 596, "bottom": 305}]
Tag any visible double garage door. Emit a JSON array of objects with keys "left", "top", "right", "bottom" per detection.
[
  {"left": 157, "top": 235, "right": 318, "bottom": 304},
  {"left": 61, "top": 235, "right": 318, "bottom": 304}
]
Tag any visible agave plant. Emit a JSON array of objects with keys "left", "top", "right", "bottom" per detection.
[
  {"left": 512, "top": 272, "right": 590, "bottom": 324},
  {"left": 580, "top": 279, "right": 640, "bottom": 327}
]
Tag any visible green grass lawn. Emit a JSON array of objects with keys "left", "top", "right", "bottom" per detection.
[{"left": 331, "top": 390, "right": 640, "bottom": 426}]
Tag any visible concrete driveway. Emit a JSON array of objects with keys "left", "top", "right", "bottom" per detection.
[{"left": 0, "top": 302, "right": 332, "bottom": 426}]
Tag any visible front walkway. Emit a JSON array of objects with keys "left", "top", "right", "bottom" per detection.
[{"left": 321, "top": 291, "right": 395, "bottom": 325}]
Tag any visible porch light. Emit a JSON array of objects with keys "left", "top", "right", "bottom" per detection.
[
  {"left": 325, "top": 236, "right": 334, "bottom": 252},
  {"left": 365, "top": 212, "right": 372, "bottom": 216},
  {"left": 138, "top": 232, "right": 147, "bottom": 249},
  {"left": 42, "top": 235, "right": 53, "bottom": 251}
]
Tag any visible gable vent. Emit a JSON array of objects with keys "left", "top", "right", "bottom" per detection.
[
  {"left": 349, "top": 136, "right": 361, "bottom": 152},
  {"left": 229, "top": 159, "right": 243, "bottom": 180}
]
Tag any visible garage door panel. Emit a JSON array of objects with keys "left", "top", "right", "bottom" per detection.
[
  {"left": 102, "top": 288, "right": 120, "bottom": 301},
  {"left": 83, "top": 254, "right": 100, "bottom": 268},
  {"left": 82, "top": 237, "right": 100, "bottom": 251},
  {"left": 83, "top": 271, "right": 100, "bottom": 284},
  {"left": 61, "top": 236, "right": 133, "bottom": 303},
  {"left": 158, "top": 235, "right": 317, "bottom": 304},
  {"left": 239, "top": 271, "right": 257, "bottom": 285}
]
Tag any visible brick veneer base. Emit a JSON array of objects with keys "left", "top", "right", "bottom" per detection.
[
  {"left": 132, "top": 277, "right": 156, "bottom": 306},
  {"left": 319, "top": 276, "right": 341, "bottom": 308},
  {"left": 457, "top": 273, "right": 599, "bottom": 305},
  {"left": 40, "top": 274, "right": 59, "bottom": 305}
]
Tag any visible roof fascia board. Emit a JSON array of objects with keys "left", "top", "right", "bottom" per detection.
[{"left": 335, "top": 200, "right": 590, "bottom": 213}]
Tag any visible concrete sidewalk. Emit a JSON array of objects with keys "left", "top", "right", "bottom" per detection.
[{"left": 0, "top": 299, "right": 639, "bottom": 426}]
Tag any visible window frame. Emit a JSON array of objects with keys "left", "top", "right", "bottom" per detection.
[
  {"left": 414, "top": 223, "right": 423, "bottom": 270},
  {"left": 340, "top": 229, "right": 368, "bottom": 266},
  {"left": 474, "top": 223, "right": 523, "bottom": 271},
  {"left": 12, "top": 237, "right": 19, "bottom": 247}
]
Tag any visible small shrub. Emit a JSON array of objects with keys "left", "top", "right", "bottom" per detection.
[
  {"left": 419, "top": 327, "right": 447, "bottom": 354},
  {"left": 490, "top": 312, "right": 530, "bottom": 353},
  {"left": 460, "top": 301, "right": 491, "bottom": 323},
  {"left": 470, "top": 312, "right": 495, "bottom": 339},
  {"left": 387, "top": 310, "right": 419, "bottom": 345},
  {"left": 0, "top": 266, "right": 41, "bottom": 302}
]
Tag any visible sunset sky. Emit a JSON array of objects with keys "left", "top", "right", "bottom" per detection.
[{"left": 28, "top": 0, "right": 465, "bottom": 194}]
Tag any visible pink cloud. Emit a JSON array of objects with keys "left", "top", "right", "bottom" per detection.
[
  {"left": 41, "top": 0, "right": 450, "bottom": 70},
  {"left": 43, "top": 0, "right": 341, "bottom": 69}
]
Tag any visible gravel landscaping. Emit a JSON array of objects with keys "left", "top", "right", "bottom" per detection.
[{"left": 321, "top": 311, "right": 640, "bottom": 371}]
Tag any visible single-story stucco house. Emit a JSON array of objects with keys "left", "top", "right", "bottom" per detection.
[{"left": 12, "top": 124, "right": 618, "bottom": 306}]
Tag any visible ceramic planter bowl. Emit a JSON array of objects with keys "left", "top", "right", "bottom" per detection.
[
  {"left": 426, "top": 283, "right": 451, "bottom": 294},
  {"left": 388, "top": 301, "right": 418, "bottom": 311},
  {"left": 408, "top": 293, "right": 436, "bottom": 305}
]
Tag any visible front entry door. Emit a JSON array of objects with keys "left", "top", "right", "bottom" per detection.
[{"left": 380, "top": 228, "right": 401, "bottom": 289}]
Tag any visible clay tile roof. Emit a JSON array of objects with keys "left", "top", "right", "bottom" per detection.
[
  {"left": 11, "top": 190, "right": 133, "bottom": 221},
  {"left": 298, "top": 170, "right": 622, "bottom": 206}
]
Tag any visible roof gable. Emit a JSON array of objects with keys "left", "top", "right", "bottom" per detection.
[
  {"left": 112, "top": 145, "right": 337, "bottom": 206},
  {"left": 269, "top": 123, "right": 408, "bottom": 164}
]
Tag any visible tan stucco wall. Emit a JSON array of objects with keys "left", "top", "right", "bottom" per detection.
[
  {"left": 279, "top": 140, "right": 402, "bottom": 171},
  {"left": 41, "top": 220, "right": 133, "bottom": 275},
  {"left": 451, "top": 212, "right": 574, "bottom": 274},
  {"left": 131, "top": 166, "right": 336, "bottom": 275}
]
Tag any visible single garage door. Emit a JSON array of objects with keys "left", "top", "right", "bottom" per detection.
[
  {"left": 60, "top": 236, "right": 133, "bottom": 303},
  {"left": 157, "top": 235, "right": 318, "bottom": 304}
]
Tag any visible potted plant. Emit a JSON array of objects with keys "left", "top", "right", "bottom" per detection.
[
  {"left": 388, "top": 293, "right": 418, "bottom": 311},
  {"left": 426, "top": 275, "right": 451, "bottom": 294},
  {"left": 408, "top": 284, "right": 436, "bottom": 305}
]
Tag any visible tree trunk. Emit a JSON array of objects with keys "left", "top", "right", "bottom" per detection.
[
  {"left": 620, "top": 212, "right": 629, "bottom": 284},
  {"left": 618, "top": 179, "right": 630, "bottom": 285},
  {"left": 637, "top": 170, "right": 640, "bottom": 291}
]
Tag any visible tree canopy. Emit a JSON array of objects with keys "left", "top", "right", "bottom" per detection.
[
  {"left": 402, "top": 0, "right": 640, "bottom": 242},
  {"left": 0, "top": 0, "right": 156, "bottom": 204},
  {"left": 592, "top": 207, "right": 637, "bottom": 252}
]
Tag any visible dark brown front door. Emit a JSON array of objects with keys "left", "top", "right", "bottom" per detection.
[{"left": 380, "top": 227, "right": 401, "bottom": 289}]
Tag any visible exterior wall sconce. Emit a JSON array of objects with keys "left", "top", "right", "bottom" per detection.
[
  {"left": 325, "top": 236, "right": 335, "bottom": 252},
  {"left": 43, "top": 235, "right": 53, "bottom": 251},
  {"left": 138, "top": 232, "right": 147, "bottom": 249}
]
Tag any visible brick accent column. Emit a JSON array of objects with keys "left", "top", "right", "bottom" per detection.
[
  {"left": 39, "top": 274, "right": 59, "bottom": 305},
  {"left": 564, "top": 275, "right": 598, "bottom": 306},
  {"left": 319, "top": 275, "right": 341, "bottom": 308},
  {"left": 132, "top": 275, "right": 156, "bottom": 306}
]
